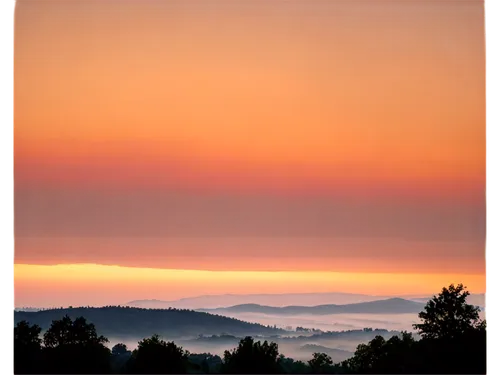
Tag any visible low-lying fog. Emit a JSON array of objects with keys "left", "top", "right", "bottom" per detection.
[
  {"left": 107, "top": 335, "right": 361, "bottom": 362},
  {"left": 105, "top": 313, "right": 411, "bottom": 362},
  {"left": 105, "top": 309, "right": 485, "bottom": 363},
  {"left": 200, "top": 309, "right": 486, "bottom": 334},
  {"left": 206, "top": 312, "right": 421, "bottom": 332}
]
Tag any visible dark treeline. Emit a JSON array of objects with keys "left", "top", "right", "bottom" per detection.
[
  {"left": 14, "top": 284, "right": 486, "bottom": 374},
  {"left": 14, "top": 305, "right": 285, "bottom": 339}
]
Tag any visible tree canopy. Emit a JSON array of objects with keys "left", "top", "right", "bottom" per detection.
[
  {"left": 412, "top": 283, "right": 484, "bottom": 339},
  {"left": 221, "top": 336, "right": 282, "bottom": 373},
  {"left": 14, "top": 321, "right": 43, "bottom": 374},
  {"left": 42, "top": 315, "right": 111, "bottom": 374},
  {"left": 127, "top": 334, "right": 190, "bottom": 374},
  {"left": 308, "top": 352, "right": 334, "bottom": 374},
  {"left": 43, "top": 315, "right": 109, "bottom": 348}
]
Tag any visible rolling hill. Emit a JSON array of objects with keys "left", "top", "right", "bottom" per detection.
[
  {"left": 14, "top": 306, "right": 286, "bottom": 339},
  {"left": 126, "top": 292, "right": 392, "bottom": 309},
  {"left": 198, "top": 298, "right": 426, "bottom": 315},
  {"left": 126, "top": 292, "right": 484, "bottom": 310},
  {"left": 126, "top": 292, "right": 486, "bottom": 310}
]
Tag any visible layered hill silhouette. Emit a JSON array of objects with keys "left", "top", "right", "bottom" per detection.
[
  {"left": 127, "top": 292, "right": 391, "bottom": 309},
  {"left": 14, "top": 306, "right": 285, "bottom": 339},
  {"left": 198, "top": 298, "right": 426, "bottom": 315},
  {"left": 126, "top": 292, "right": 485, "bottom": 310}
]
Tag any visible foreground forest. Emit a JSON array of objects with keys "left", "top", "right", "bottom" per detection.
[{"left": 14, "top": 284, "right": 486, "bottom": 374}]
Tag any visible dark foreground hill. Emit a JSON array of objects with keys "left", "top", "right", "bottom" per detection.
[
  {"left": 199, "top": 298, "right": 425, "bottom": 315},
  {"left": 14, "top": 306, "right": 286, "bottom": 339}
]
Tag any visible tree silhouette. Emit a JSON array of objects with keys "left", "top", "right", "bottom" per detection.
[
  {"left": 221, "top": 336, "right": 282, "bottom": 373},
  {"left": 112, "top": 343, "right": 130, "bottom": 356},
  {"left": 42, "top": 315, "right": 111, "bottom": 374},
  {"left": 308, "top": 352, "right": 334, "bottom": 374},
  {"left": 412, "top": 283, "right": 484, "bottom": 339},
  {"left": 14, "top": 320, "right": 42, "bottom": 374},
  {"left": 188, "top": 353, "right": 223, "bottom": 374},
  {"left": 337, "top": 285, "right": 487, "bottom": 374},
  {"left": 43, "top": 315, "right": 109, "bottom": 348},
  {"left": 341, "top": 335, "right": 388, "bottom": 373},
  {"left": 111, "top": 343, "right": 132, "bottom": 374},
  {"left": 127, "top": 334, "right": 190, "bottom": 374},
  {"left": 378, "top": 332, "right": 416, "bottom": 372},
  {"left": 277, "top": 355, "right": 310, "bottom": 374}
]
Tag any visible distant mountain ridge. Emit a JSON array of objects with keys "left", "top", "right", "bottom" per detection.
[
  {"left": 197, "top": 298, "right": 426, "bottom": 315},
  {"left": 126, "top": 292, "right": 484, "bottom": 310},
  {"left": 127, "top": 292, "right": 386, "bottom": 309}
]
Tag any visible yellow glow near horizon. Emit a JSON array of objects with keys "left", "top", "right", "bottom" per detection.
[{"left": 14, "top": 263, "right": 485, "bottom": 307}]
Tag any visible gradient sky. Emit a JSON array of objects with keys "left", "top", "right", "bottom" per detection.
[{"left": 14, "top": 0, "right": 485, "bottom": 307}]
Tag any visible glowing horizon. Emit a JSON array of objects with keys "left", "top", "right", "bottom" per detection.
[{"left": 14, "top": 263, "right": 486, "bottom": 308}]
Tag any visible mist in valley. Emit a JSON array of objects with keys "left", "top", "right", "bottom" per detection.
[
  {"left": 103, "top": 310, "right": 431, "bottom": 362},
  {"left": 203, "top": 312, "right": 421, "bottom": 332},
  {"left": 102, "top": 305, "right": 485, "bottom": 363},
  {"left": 106, "top": 333, "right": 372, "bottom": 363}
]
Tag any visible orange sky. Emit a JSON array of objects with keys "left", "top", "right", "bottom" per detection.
[{"left": 14, "top": 0, "right": 485, "bottom": 306}]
